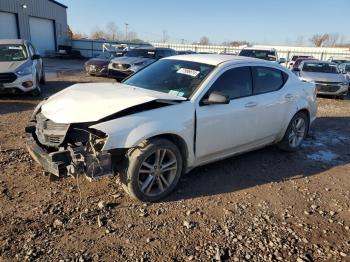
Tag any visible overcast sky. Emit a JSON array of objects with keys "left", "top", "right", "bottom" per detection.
[{"left": 59, "top": 0, "right": 350, "bottom": 45}]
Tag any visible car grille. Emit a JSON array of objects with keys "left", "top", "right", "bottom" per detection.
[
  {"left": 35, "top": 113, "right": 69, "bottom": 147},
  {"left": 0, "top": 73, "right": 17, "bottom": 83},
  {"left": 315, "top": 81, "right": 342, "bottom": 85},
  {"left": 112, "top": 63, "right": 131, "bottom": 70},
  {"left": 315, "top": 83, "right": 341, "bottom": 93}
]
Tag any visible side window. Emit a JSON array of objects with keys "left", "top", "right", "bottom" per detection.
[
  {"left": 208, "top": 67, "right": 252, "bottom": 99},
  {"left": 252, "top": 67, "right": 286, "bottom": 95}
]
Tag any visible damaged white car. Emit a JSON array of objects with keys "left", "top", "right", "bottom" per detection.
[{"left": 26, "top": 55, "right": 317, "bottom": 202}]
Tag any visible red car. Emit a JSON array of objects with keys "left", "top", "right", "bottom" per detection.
[
  {"left": 292, "top": 57, "right": 317, "bottom": 70},
  {"left": 84, "top": 52, "right": 123, "bottom": 77}
]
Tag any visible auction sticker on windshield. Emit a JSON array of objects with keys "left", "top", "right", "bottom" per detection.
[{"left": 177, "top": 68, "right": 200, "bottom": 77}]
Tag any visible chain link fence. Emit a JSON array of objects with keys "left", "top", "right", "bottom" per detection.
[{"left": 71, "top": 39, "right": 350, "bottom": 61}]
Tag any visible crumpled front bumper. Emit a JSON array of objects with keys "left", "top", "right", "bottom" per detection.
[
  {"left": 25, "top": 126, "right": 70, "bottom": 177},
  {"left": 25, "top": 125, "right": 113, "bottom": 179}
]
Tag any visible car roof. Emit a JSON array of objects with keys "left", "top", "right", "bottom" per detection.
[
  {"left": 0, "top": 39, "right": 26, "bottom": 45},
  {"left": 133, "top": 47, "right": 173, "bottom": 51},
  {"left": 165, "top": 54, "right": 273, "bottom": 66},
  {"left": 295, "top": 57, "right": 317, "bottom": 62},
  {"left": 301, "top": 60, "right": 336, "bottom": 65},
  {"left": 241, "top": 47, "right": 277, "bottom": 51}
]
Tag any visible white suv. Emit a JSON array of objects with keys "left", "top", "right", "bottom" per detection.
[
  {"left": 0, "top": 39, "right": 44, "bottom": 96},
  {"left": 239, "top": 47, "right": 286, "bottom": 64},
  {"left": 26, "top": 55, "right": 317, "bottom": 202}
]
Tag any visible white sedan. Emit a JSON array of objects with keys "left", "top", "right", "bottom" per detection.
[{"left": 26, "top": 55, "right": 317, "bottom": 202}]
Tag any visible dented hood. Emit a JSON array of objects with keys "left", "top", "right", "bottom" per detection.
[{"left": 40, "top": 83, "right": 186, "bottom": 124}]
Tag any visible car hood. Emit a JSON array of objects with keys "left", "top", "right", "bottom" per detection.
[
  {"left": 0, "top": 60, "right": 27, "bottom": 72},
  {"left": 300, "top": 71, "right": 346, "bottom": 82},
  {"left": 110, "top": 56, "right": 155, "bottom": 65},
  {"left": 40, "top": 83, "right": 186, "bottom": 124},
  {"left": 85, "top": 58, "right": 109, "bottom": 66}
]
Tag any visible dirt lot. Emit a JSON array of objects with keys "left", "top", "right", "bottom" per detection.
[{"left": 0, "top": 60, "right": 350, "bottom": 261}]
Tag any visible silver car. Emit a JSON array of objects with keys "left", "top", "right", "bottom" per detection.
[
  {"left": 339, "top": 62, "right": 350, "bottom": 86},
  {"left": 0, "top": 39, "right": 44, "bottom": 96},
  {"left": 293, "top": 60, "right": 348, "bottom": 97},
  {"left": 107, "top": 47, "right": 177, "bottom": 81}
]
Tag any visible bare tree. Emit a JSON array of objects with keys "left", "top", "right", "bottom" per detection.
[
  {"left": 106, "top": 22, "right": 119, "bottom": 40},
  {"left": 222, "top": 40, "right": 250, "bottom": 47},
  {"left": 325, "top": 33, "right": 339, "bottom": 47},
  {"left": 309, "top": 34, "right": 329, "bottom": 47},
  {"left": 199, "top": 36, "right": 210, "bottom": 45},
  {"left": 91, "top": 26, "right": 109, "bottom": 40}
]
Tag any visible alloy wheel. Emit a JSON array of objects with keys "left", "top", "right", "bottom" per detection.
[
  {"left": 288, "top": 117, "right": 306, "bottom": 148},
  {"left": 137, "top": 148, "right": 178, "bottom": 197}
]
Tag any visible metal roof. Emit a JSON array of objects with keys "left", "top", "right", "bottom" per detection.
[{"left": 48, "top": 0, "right": 67, "bottom": 8}]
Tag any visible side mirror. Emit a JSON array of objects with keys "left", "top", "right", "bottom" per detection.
[
  {"left": 279, "top": 58, "right": 286, "bottom": 64},
  {"left": 32, "top": 54, "right": 41, "bottom": 60},
  {"left": 202, "top": 91, "right": 230, "bottom": 105}
]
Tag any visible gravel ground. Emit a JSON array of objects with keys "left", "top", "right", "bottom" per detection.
[{"left": 0, "top": 62, "right": 350, "bottom": 261}]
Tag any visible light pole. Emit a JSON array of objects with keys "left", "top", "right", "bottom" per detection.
[{"left": 125, "top": 23, "right": 129, "bottom": 41}]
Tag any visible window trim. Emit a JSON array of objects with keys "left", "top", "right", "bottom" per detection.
[
  {"left": 199, "top": 66, "right": 254, "bottom": 106},
  {"left": 251, "top": 66, "right": 288, "bottom": 96}
]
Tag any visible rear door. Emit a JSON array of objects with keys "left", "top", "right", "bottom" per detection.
[{"left": 249, "top": 66, "right": 291, "bottom": 140}]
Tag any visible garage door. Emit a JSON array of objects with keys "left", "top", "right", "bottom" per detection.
[
  {"left": 0, "top": 12, "right": 18, "bottom": 39},
  {"left": 29, "top": 17, "right": 55, "bottom": 55}
]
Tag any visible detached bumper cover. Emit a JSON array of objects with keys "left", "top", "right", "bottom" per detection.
[{"left": 25, "top": 127, "right": 70, "bottom": 177}]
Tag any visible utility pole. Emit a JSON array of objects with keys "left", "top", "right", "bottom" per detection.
[{"left": 125, "top": 23, "right": 129, "bottom": 41}]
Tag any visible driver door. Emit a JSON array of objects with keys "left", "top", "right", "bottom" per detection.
[{"left": 195, "top": 66, "right": 259, "bottom": 161}]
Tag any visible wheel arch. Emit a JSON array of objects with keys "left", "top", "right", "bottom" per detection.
[{"left": 142, "top": 133, "right": 189, "bottom": 172}]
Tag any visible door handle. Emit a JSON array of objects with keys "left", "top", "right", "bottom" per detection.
[
  {"left": 245, "top": 101, "right": 258, "bottom": 108},
  {"left": 285, "top": 93, "right": 295, "bottom": 99}
]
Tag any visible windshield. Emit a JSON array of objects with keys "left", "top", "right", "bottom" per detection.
[
  {"left": 125, "top": 49, "right": 156, "bottom": 59},
  {"left": 302, "top": 62, "right": 340, "bottom": 74},
  {"left": 239, "top": 49, "right": 276, "bottom": 61},
  {"left": 0, "top": 44, "right": 28, "bottom": 61},
  {"left": 124, "top": 59, "right": 215, "bottom": 98}
]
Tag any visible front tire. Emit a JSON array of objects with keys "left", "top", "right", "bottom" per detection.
[
  {"left": 31, "top": 75, "right": 42, "bottom": 97},
  {"left": 278, "top": 111, "right": 309, "bottom": 151},
  {"left": 120, "top": 138, "right": 183, "bottom": 202}
]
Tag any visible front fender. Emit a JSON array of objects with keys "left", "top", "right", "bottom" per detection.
[{"left": 90, "top": 101, "right": 195, "bottom": 162}]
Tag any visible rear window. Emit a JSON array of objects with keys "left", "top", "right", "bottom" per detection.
[{"left": 252, "top": 67, "right": 287, "bottom": 94}]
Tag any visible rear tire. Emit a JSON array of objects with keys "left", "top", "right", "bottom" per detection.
[
  {"left": 277, "top": 111, "right": 309, "bottom": 152},
  {"left": 120, "top": 138, "right": 183, "bottom": 202}
]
